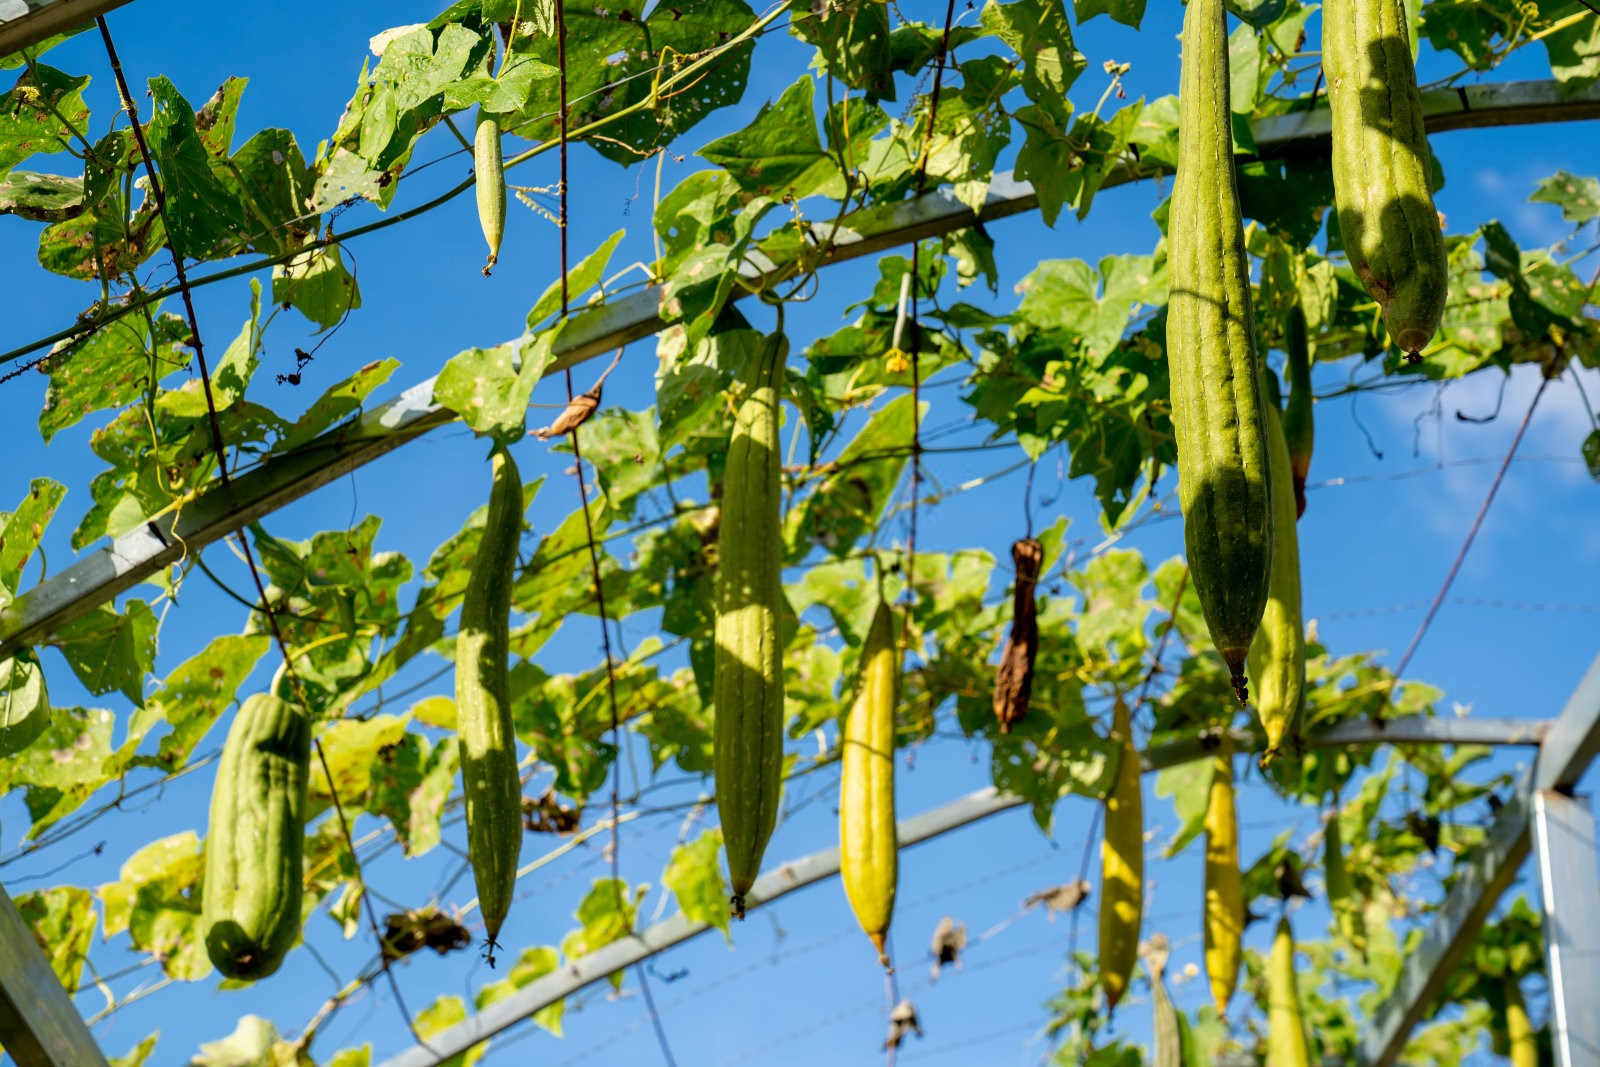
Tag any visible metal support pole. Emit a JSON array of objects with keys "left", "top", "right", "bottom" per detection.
[
  {"left": 0, "top": 884, "right": 110, "bottom": 1067},
  {"left": 1532, "top": 789, "right": 1600, "bottom": 1067}
]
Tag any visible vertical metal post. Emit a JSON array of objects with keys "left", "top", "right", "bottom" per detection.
[
  {"left": 1532, "top": 789, "right": 1600, "bottom": 1067},
  {"left": 0, "top": 884, "right": 110, "bottom": 1067}
]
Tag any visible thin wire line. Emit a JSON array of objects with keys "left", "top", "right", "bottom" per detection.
[
  {"left": 634, "top": 963, "right": 680, "bottom": 1067},
  {"left": 555, "top": 0, "right": 627, "bottom": 907},
  {"left": 95, "top": 15, "right": 422, "bottom": 1043},
  {"left": 1385, "top": 375, "right": 1550, "bottom": 705}
]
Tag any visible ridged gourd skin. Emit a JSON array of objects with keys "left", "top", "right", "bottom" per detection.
[
  {"left": 1247, "top": 401, "right": 1305, "bottom": 760},
  {"left": 1267, "top": 916, "right": 1313, "bottom": 1067},
  {"left": 1098, "top": 696, "right": 1143, "bottom": 1011},
  {"left": 715, "top": 335, "right": 787, "bottom": 917},
  {"left": 474, "top": 109, "right": 506, "bottom": 275},
  {"left": 456, "top": 447, "right": 525, "bottom": 944},
  {"left": 1323, "top": 0, "right": 1447, "bottom": 356},
  {"left": 1323, "top": 809, "right": 1368, "bottom": 956},
  {"left": 1281, "top": 305, "right": 1315, "bottom": 519},
  {"left": 1167, "top": 0, "right": 1274, "bottom": 704},
  {"left": 1505, "top": 976, "right": 1537, "bottom": 1067},
  {"left": 202, "top": 693, "right": 311, "bottom": 980},
  {"left": 1152, "top": 966, "right": 1184, "bottom": 1067},
  {"left": 1203, "top": 741, "right": 1243, "bottom": 1017},
  {"left": 839, "top": 599, "right": 898, "bottom": 968}
]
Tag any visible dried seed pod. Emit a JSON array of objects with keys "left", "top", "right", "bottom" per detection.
[{"left": 993, "top": 537, "right": 1043, "bottom": 732}]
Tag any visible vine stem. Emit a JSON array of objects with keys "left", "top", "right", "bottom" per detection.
[
  {"left": 898, "top": 0, "right": 958, "bottom": 639},
  {"left": 95, "top": 14, "right": 420, "bottom": 1043},
  {"left": 554, "top": 0, "right": 629, "bottom": 906},
  {"left": 0, "top": 1, "right": 792, "bottom": 374}
]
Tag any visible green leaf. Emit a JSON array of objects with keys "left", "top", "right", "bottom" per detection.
[
  {"left": 143, "top": 76, "right": 253, "bottom": 259},
  {"left": 0, "top": 704, "right": 117, "bottom": 835},
  {"left": 157, "top": 280, "right": 262, "bottom": 418},
  {"left": 788, "top": 0, "right": 893, "bottom": 96},
  {"left": 1224, "top": 0, "right": 1287, "bottom": 28},
  {"left": 54, "top": 599, "right": 159, "bottom": 705},
  {"left": 1016, "top": 254, "right": 1164, "bottom": 357},
  {"left": 314, "top": 23, "right": 492, "bottom": 210},
  {"left": 0, "top": 169, "right": 82, "bottom": 220},
  {"left": 475, "top": 945, "right": 565, "bottom": 1035},
  {"left": 663, "top": 828, "right": 731, "bottom": 941},
  {"left": 309, "top": 714, "right": 411, "bottom": 809},
  {"left": 788, "top": 394, "right": 921, "bottom": 557},
  {"left": 700, "top": 76, "right": 832, "bottom": 200},
  {"left": 96, "top": 831, "right": 210, "bottom": 980},
  {"left": 367, "top": 732, "right": 458, "bottom": 856},
  {"left": 125, "top": 633, "right": 271, "bottom": 768},
  {"left": 16, "top": 885, "right": 96, "bottom": 993},
  {"left": 1071, "top": 0, "right": 1146, "bottom": 28},
  {"left": 39, "top": 311, "right": 189, "bottom": 442},
  {"left": 433, "top": 332, "right": 555, "bottom": 442},
  {"left": 981, "top": 0, "right": 1086, "bottom": 117},
  {"left": 415, "top": 995, "right": 486, "bottom": 1067},
  {"left": 109, "top": 1033, "right": 160, "bottom": 1067},
  {"left": 579, "top": 408, "right": 661, "bottom": 513},
  {"left": 0, "top": 476, "right": 66, "bottom": 599},
  {"left": 326, "top": 1048, "right": 370, "bottom": 1067},
  {"left": 1070, "top": 549, "right": 1150, "bottom": 659},
  {"left": 0, "top": 651, "right": 49, "bottom": 757},
  {"left": 561, "top": 878, "right": 644, "bottom": 988},
  {"left": 280, "top": 357, "right": 401, "bottom": 451},
  {"left": 1529, "top": 169, "right": 1600, "bottom": 224},
  {"left": 1541, "top": 2, "right": 1600, "bottom": 92},
  {"left": 271, "top": 243, "right": 362, "bottom": 329},
  {"left": 0, "top": 63, "right": 89, "bottom": 178},
  {"left": 526, "top": 229, "right": 625, "bottom": 329},
  {"left": 190, "top": 1015, "right": 298, "bottom": 1067},
  {"left": 1155, "top": 757, "right": 1214, "bottom": 857},
  {"left": 1583, "top": 428, "right": 1600, "bottom": 481}
]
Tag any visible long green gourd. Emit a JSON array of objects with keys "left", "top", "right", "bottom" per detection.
[
  {"left": 456, "top": 446, "right": 525, "bottom": 945},
  {"left": 839, "top": 598, "right": 898, "bottom": 968},
  {"left": 1323, "top": 0, "right": 1448, "bottom": 357},
  {"left": 1168, "top": 0, "right": 1274, "bottom": 703},
  {"left": 715, "top": 334, "right": 786, "bottom": 918},
  {"left": 202, "top": 692, "right": 311, "bottom": 980},
  {"left": 1282, "top": 303, "right": 1314, "bottom": 519},
  {"left": 1267, "top": 917, "right": 1313, "bottom": 1067},
  {"left": 1248, "top": 400, "right": 1306, "bottom": 759}
]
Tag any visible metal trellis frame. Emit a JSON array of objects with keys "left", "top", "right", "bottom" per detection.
[
  {"left": 1, "top": 78, "right": 1597, "bottom": 660},
  {"left": 0, "top": 882, "right": 110, "bottom": 1067},
  {"left": 1362, "top": 652, "right": 1600, "bottom": 1067},
  {"left": 371, "top": 686, "right": 1597, "bottom": 1067},
  {"left": 0, "top": 0, "right": 132, "bottom": 57}
]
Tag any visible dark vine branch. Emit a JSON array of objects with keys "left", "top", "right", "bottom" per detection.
[{"left": 95, "top": 13, "right": 422, "bottom": 1044}]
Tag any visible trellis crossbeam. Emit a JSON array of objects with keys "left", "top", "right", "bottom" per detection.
[
  {"left": 0, "top": 0, "right": 132, "bottom": 58},
  {"left": 1360, "top": 651, "right": 1600, "bottom": 1067},
  {"left": 372, "top": 710, "right": 1560, "bottom": 1067},
  {"left": 1, "top": 79, "right": 1598, "bottom": 659}
]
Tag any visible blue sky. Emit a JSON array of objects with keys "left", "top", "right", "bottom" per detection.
[{"left": 0, "top": 0, "right": 1598, "bottom": 1064}]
